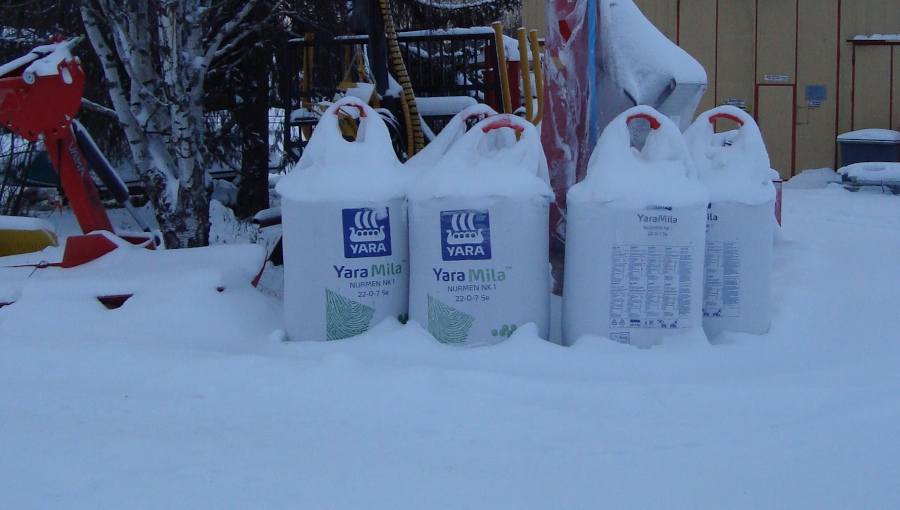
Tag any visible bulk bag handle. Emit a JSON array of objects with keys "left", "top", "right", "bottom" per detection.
[
  {"left": 683, "top": 105, "right": 776, "bottom": 204},
  {"left": 571, "top": 105, "right": 708, "bottom": 208},
  {"left": 626, "top": 112, "right": 662, "bottom": 130},
  {"left": 465, "top": 113, "right": 550, "bottom": 184},
  {"left": 585, "top": 105, "right": 696, "bottom": 181},
  {"left": 685, "top": 105, "right": 768, "bottom": 159},
  {"left": 409, "top": 112, "right": 552, "bottom": 200},
  {"left": 405, "top": 104, "right": 497, "bottom": 168},
  {"left": 277, "top": 95, "right": 406, "bottom": 202},
  {"left": 708, "top": 112, "right": 743, "bottom": 126},
  {"left": 683, "top": 105, "right": 772, "bottom": 176},
  {"left": 294, "top": 96, "right": 398, "bottom": 173}
]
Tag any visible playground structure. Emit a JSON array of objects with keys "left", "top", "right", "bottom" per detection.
[{"left": 281, "top": 22, "right": 543, "bottom": 163}]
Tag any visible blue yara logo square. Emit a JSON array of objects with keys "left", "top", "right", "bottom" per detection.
[
  {"left": 441, "top": 209, "right": 491, "bottom": 261},
  {"left": 342, "top": 207, "right": 392, "bottom": 258}
]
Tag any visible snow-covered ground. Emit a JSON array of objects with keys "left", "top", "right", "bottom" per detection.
[{"left": 2, "top": 170, "right": 899, "bottom": 508}]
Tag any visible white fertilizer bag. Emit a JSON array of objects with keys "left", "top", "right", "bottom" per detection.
[
  {"left": 404, "top": 103, "right": 497, "bottom": 171},
  {"left": 684, "top": 106, "right": 776, "bottom": 338},
  {"left": 276, "top": 97, "right": 409, "bottom": 341},
  {"left": 562, "top": 106, "right": 709, "bottom": 348},
  {"left": 408, "top": 114, "right": 553, "bottom": 346}
]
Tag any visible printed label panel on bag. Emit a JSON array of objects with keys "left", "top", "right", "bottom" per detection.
[
  {"left": 441, "top": 209, "right": 491, "bottom": 261},
  {"left": 703, "top": 241, "right": 740, "bottom": 318},
  {"left": 342, "top": 207, "right": 392, "bottom": 258},
  {"left": 609, "top": 244, "right": 693, "bottom": 329}
]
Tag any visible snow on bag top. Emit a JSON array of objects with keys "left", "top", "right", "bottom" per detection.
[
  {"left": 407, "top": 114, "right": 552, "bottom": 201},
  {"left": 568, "top": 105, "right": 708, "bottom": 208},
  {"left": 602, "top": 0, "right": 707, "bottom": 104},
  {"left": 275, "top": 97, "right": 406, "bottom": 202},
  {"left": 404, "top": 103, "right": 498, "bottom": 171},
  {"left": 684, "top": 105, "right": 776, "bottom": 205}
]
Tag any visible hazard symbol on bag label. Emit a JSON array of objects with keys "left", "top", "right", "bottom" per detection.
[
  {"left": 342, "top": 207, "right": 392, "bottom": 258},
  {"left": 441, "top": 209, "right": 491, "bottom": 261}
]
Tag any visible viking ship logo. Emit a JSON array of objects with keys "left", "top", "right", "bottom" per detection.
[
  {"left": 445, "top": 212, "right": 485, "bottom": 245},
  {"left": 349, "top": 209, "right": 386, "bottom": 243},
  {"left": 342, "top": 207, "right": 392, "bottom": 258},
  {"left": 441, "top": 209, "right": 491, "bottom": 261}
]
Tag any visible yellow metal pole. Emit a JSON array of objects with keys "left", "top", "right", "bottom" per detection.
[
  {"left": 492, "top": 22, "right": 513, "bottom": 114},
  {"left": 529, "top": 29, "right": 544, "bottom": 125},
  {"left": 517, "top": 28, "right": 534, "bottom": 122}
]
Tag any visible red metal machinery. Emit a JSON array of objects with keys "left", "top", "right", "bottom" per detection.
[{"left": 0, "top": 39, "right": 158, "bottom": 266}]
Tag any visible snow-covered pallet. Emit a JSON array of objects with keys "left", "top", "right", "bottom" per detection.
[{"left": 838, "top": 162, "right": 900, "bottom": 194}]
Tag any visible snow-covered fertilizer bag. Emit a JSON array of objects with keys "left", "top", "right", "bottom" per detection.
[
  {"left": 684, "top": 106, "right": 776, "bottom": 338},
  {"left": 562, "top": 106, "right": 709, "bottom": 348},
  {"left": 404, "top": 103, "right": 497, "bottom": 172},
  {"left": 408, "top": 114, "right": 553, "bottom": 346},
  {"left": 275, "top": 97, "right": 408, "bottom": 341}
]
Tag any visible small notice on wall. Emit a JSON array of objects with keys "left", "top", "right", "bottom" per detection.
[{"left": 764, "top": 74, "right": 790, "bottom": 82}]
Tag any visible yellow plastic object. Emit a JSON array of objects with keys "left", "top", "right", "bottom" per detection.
[{"left": 0, "top": 228, "right": 58, "bottom": 257}]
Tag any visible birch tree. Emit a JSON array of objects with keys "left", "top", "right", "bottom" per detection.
[{"left": 79, "top": 0, "right": 275, "bottom": 248}]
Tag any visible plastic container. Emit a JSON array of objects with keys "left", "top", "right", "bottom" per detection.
[
  {"left": 276, "top": 97, "right": 409, "bottom": 341},
  {"left": 684, "top": 106, "right": 776, "bottom": 338},
  {"left": 408, "top": 114, "right": 553, "bottom": 345},
  {"left": 562, "top": 106, "right": 709, "bottom": 348},
  {"left": 837, "top": 129, "right": 900, "bottom": 167}
]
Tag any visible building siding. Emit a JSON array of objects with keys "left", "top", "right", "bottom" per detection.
[{"left": 522, "top": 0, "right": 900, "bottom": 176}]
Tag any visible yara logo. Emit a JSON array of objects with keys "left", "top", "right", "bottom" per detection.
[
  {"left": 446, "top": 212, "right": 485, "bottom": 245},
  {"left": 342, "top": 207, "right": 392, "bottom": 259},
  {"left": 349, "top": 209, "right": 386, "bottom": 243},
  {"left": 441, "top": 209, "right": 491, "bottom": 261}
]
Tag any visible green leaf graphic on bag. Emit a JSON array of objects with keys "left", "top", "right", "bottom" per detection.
[
  {"left": 427, "top": 294, "right": 475, "bottom": 344},
  {"left": 326, "top": 288, "right": 375, "bottom": 341}
]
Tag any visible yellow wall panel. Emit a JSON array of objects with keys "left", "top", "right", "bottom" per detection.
[
  {"left": 795, "top": 0, "right": 840, "bottom": 171},
  {"left": 853, "top": 45, "right": 892, "bottom": 129},
  {"left": 757, "top": 0, "right": 798, "bottom": 84},
  {"left": 716, "top": 0, "right": 756, "bottom": 109},
  {"left": 633, "top": 0, "right": 679, "bottom": 42},
  {"left": 893, "top": 48, "right": 900, "bottom": 130},
  {"left": 757, "top": 85, "right": 796, "bottom": 179},
  {"left": 680, "top": 0, "right": 719, "bottom": 115}
]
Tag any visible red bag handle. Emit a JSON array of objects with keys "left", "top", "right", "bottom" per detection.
[
  {"left": 708, "top": 112, "right": 743, "bottom": 125},
  {"left": 335, "top": 102, "right": 366, "bottom": 118},
  {"left": 481, "top": 115, "right": 526, "bottom": 134},
  {"left": 626, "top": 113, "right": 662, "bottom": 130}
]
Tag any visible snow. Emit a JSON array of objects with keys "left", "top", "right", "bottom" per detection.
[
  {"left": 839, "top": 161, "right": 900, "bottom": 184},
  {"left": 1, "top": 179, "right": 900, "bottom": 507},
  {"left": 0, "top": 40, "right": 75, "bottom": 78},
  {"left": 414, "top": 95, "right": 479, "bottom": 117},
  {"left": 568, "top": 105, "right": 709, "bottom": 208},
  {"left": 853, "top": 34, "right": 900, "bottom": 41},
  {"left": 0, "top": 215, "right": 56, "bottom": 233},
  {"left": 602, "top": 0, "right": 708, "bottom": 102},
  {"left": 405, "top": 103, "right": 497, "bottom": 169},
  {"left": 407, "top": 114, "right": 552, "bottom": 200},
  {"left": 275, "top": 97, "right": 406, "bottom": 202},
  {"left": 684, "top": 106, "right": 776, "bottom": 205},
  {"left": 837, "top": 128, "right": 900, "bottom": 142}
]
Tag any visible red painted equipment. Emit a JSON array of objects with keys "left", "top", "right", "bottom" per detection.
[{"left": 0, "top": 39, "right": 158, "bottom": 265}]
